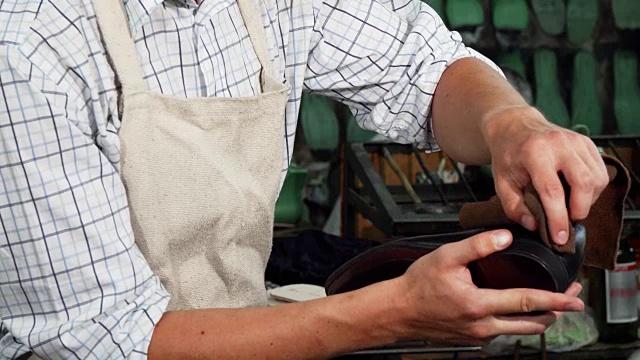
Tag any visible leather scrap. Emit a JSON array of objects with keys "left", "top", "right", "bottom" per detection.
[{"left": 459, "top": 155, "right": 630, "bottom": 270}]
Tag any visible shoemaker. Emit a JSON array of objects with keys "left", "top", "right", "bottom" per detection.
[{"left": 0, "top": 0, "right": 609, "bottom": 359}]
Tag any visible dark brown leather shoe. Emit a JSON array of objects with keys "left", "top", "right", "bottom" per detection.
[{"left": 325, "top": 224, "right": 585, "bottom": 295}]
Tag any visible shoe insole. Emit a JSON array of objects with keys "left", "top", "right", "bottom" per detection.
[
  {"left": 446, "top": 0, "right": 484, "bottom": 29},
  {"left": 498, "top": 51, "right": 527, "bottom": 79},
  {"left": 571, "top": 51, "right": 603, "bottom": 135},
  {"left": 299, "top": 94, "right": 340, "bottom": 151},
  {"left": 422, "top": 0, "right": 446, "bottom": 21},
  {"left": 493, "top": 0, "right": 529, "bottom": 31},
  {"left": 567, "top": 0, "right": 598, "bottom": 45},
  {"left": 534, "top": 49, "right": 570, "bottom": 128},
  {"left": 612, "top": 0, "right": 640, "bottom": 30},
  {"left": 531, "top": 0, "right": 566, "bottom": 35},
  {"left": 614, "top": 51, "right": 640, "bottom": 135}
]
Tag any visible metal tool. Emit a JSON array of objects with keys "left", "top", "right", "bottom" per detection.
[
  {"left": 412, "top": 147, "right": 450, "bottom": 207},
  {"left": 382, "top": 148, "right": 435, "bottom": 214},
  {"left": 446, "top": 155, "right": 478, "bottom": 202}
]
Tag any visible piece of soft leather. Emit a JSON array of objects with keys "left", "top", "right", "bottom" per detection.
[{"left": 459, "top": 155, "right": 630, "bottom": 270}]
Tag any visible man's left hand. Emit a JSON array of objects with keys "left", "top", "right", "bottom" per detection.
[{"left": 481, "top": 106, "right": 610, "bottom": 246}]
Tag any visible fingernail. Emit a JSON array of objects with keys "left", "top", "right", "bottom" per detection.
[
  {"left": 521, "top": 215, "right": 536, "bottom": 231},
  {"left": 557, "top": 231, "right": 569, "bottom": 245},
  {"left": 493, "top": 231, "right": 511, "bottom": 250},
  {"left": 573, "top": 283, "right": 583, "bottom": 294}
]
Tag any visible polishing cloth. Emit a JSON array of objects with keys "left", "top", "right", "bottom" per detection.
[{"left": 459, "top": 155, "right": 630, "bottom": 270}]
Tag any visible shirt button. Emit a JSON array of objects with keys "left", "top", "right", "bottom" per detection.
[{"left": 388, "top": 130, "right": 399, "bottom": 140}]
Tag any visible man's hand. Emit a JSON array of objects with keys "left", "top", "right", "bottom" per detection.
[
  {"left": 392, "top": 230, "right": 584, "bottom": 345},
  {"left": 481, "top": 106, "right": 609, "bottom": 245},
  {"left": 147, "top": 230, "right": 583, "bottom": 358},
  {"left": 432, "top": 58, "right": 609, "bottom": 246}
]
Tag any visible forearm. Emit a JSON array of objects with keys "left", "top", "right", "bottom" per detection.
[
  {"left": 148, "top": 279, "right": 410, "bottom": 359},
  {"left": 431, "top": 57, "right": 535, "bottom": 165}
]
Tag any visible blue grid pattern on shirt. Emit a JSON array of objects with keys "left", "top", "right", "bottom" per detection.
[{"left": 0, "top": 0, "right": 499, "bottom": 358}]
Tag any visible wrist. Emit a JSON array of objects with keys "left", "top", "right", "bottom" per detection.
[
  {"left": 480, "top": 105, "right": 548, "bottom": 151},
  {"left": 344, "top": 277, "right": 417, "bottom": 345},
  {"left": 371, "top": 276, "right": 420, "bottom": 342}
]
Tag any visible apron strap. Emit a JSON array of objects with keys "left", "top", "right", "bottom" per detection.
[
  {"left": 236, "top": 0, "right": 272, "bottom": 85},
  {"left": 92, "top": 0, "right": 147, "bottom": 95},
  {"left": 93, "top": 0, "right": 273, "bottom": 94}
]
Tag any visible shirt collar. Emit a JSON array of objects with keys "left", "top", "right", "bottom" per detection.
[
  {"left": 126, "top": 0, "right": 237, "bottom": 31},
  {"left": 175, "top": 0, "right": 200, "bottom": 7},
  {"left": 123, "top": 0, "right": 200, "bottom": 33},
  {"left": 123, "top": 0, "right": 165, "bottom": 32}
]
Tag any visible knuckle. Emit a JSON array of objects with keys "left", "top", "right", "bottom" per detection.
[
  {"left": 503, "top": 207, "right": 521, "bottom": 221},
  {"left": 572, "top": 207, "right": 589, "bottom": 220},
  {"left": 469, "top": 324, "right": 491, "bottom": 340},
  {"left": 431, "top": 246, "right": 449, "bottom": 267},
  {"left": 571, "top": 175, "right": 591, "bottom": 192},
  {"left": 429, "top": 248, "right": 454, "bottom": 270},
  {"left": 598, "top": 173, "right": 610, "bottom": 189},
  {"left": 463, "top": 302, "right": 486, "bottom": 320},
  {"left": 501, "top": 198, "right": 523, "bottom": 219},
  {"left": 540, "top": 181, "right": 564, "bottom": 200},
  {"left": 522, "top": 138, "right": 544, "bottom": 157},
  {"left": 497, "top": 151, "right": 515, "bottom": 166},
  {"left": 469, "top": 236, "right": 496, "bottom": 260},
  {"left": 519, "top": 294, "right": 536, "bottom": 313},
  {"left": 546, "top": 130, "right": 568, "bottom": 145}
]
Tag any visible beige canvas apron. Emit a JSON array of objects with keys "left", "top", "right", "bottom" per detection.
[{"left": 93, "top": 0, "right": 289, "bottom": 310}]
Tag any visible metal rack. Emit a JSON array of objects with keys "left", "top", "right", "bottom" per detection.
[
  {"left": 341, "top": 136, "right": 640, "bottom": 239},
  {"left": 342, "top": 143, "right": 487, "bottom": 237}
]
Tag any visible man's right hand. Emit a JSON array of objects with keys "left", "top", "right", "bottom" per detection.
[
  {"left": 146, "top": 230, "right": 585, "bottom": 360},
  {"left": 390, "top": 230, "right": 584, "bottom": 346}
]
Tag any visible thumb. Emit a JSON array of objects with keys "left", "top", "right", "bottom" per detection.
[
  {"left": 495, "top": 177, "right": 537, "bottom": 231},
  {"left": 442, "top": 230, "right": 513, "bottom": 267}
]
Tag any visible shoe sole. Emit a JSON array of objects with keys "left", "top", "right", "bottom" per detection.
[
  {"left": 571, "top": 51, "right": 602, "bottom": 135},
  {"left": 531, "top": 0, "right": 566, "bottom": 35},
  {"left": 493, "top": 0, "right": 529, "bottom": 31},
  {"left": 612, "top": 0, "right": 640, "bottom": 30},
  {"left": 614, "top": 51, "right": 640, "bottom": 135},
  {"left": 534, "top": 49, "right": 571, "bottom": 128},
  {"left": 566, "top": 0, "right": 598, "bottom": 45},
  {"left": 446, "top": 0, "right": 484, "bottom": 29}
]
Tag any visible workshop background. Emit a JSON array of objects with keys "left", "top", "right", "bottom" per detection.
[{"left": 266, "top": 0, "right": 640, "bottom": 358}]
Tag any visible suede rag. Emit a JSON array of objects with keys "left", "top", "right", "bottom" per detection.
[{"left": 459, "top": 155, "right": 631, "bottom": 270}]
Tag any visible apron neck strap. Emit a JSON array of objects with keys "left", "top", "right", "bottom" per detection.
[
  {"left": 92, "top": 0, "right": 272, "bottom": 95},
  {"left": 93, "top": 0, "right": 147, "bottom": 95},
  {"left": 236, "top": 0, "right": 272, "bottom": 81}
]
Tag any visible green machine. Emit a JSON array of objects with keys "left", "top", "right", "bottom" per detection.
[{"left": 274, "top": 164, "right": 309, "bottom": 224}]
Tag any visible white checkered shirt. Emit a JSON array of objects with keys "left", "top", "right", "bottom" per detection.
[{"left": 0, "top": 0, "right": 497, "bottom": 358}]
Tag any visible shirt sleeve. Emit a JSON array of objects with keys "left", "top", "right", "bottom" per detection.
[
  {"left": 0, "top": 45, "right": 169, "bottom": 359},
  {"left": 303, "top": 0, "right": 502, "bottom": 151}
]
